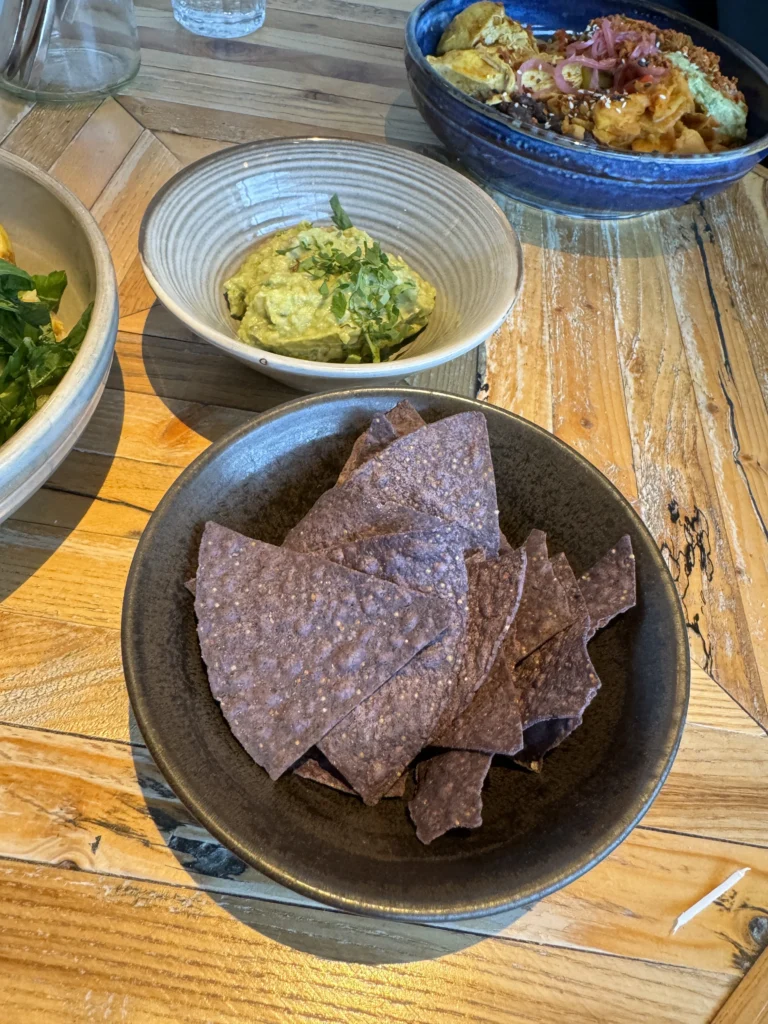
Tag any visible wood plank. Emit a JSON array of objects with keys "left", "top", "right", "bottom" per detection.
[
  {"left": 118, "top": 95, "right": 416, "bottom": 149},
  {"left": 135, "top": 4, "right": 406, "bottom": 68},
  {"left": 603, "top": 213, "right": 766, "bottom": 725},
  {"left": 483, "top": 202, "right": 554, "bottom": 430},
  {"left": 90, "top": 130, "right": 180, "bottom": 288},
  {"left": 0, "top": 520, "right": 135, "bottom": 630},
  {"left": 661, "top": 204, "right": 768, "bottom": 725},
  {"left": 645, "top": 723, "right": 768, "bottom": 846},
  {"left": 0, "top": 857, "right": 733, "bottom": 1024},
  {"left": 488, "top": 204, "right": 638, "bottom": 502},
  {"left": 0, "top": 615, "right": 125, "bottom": 740},
  {"left": 47, "top": 449, "right": 180, "bottom": 519},
  {"left": 141, "top": 37, "right": 411, "bottom": 98},
  {"left": 9, "top": 476, "right": 151, "bottom": 539},
  {"left": 1, "top": 101, "right": 100, "bottom": 169},
  {"left": 121, "top": 66, "right": 436, "bottom": 146},
  {"left": 689, "top": 666, "right": 766, "bottom": 737},
  {"left": 705, "top": 177, "right": 768, "bottom": 411},
  {"left": 0, "top": 721, "right": 767, "bottom": 977},
  {"left": 49, "top": 99, "right": 144, "bottom": 209},
  {"left": 712, "top": 946, "right": 768, "bottom": 1024},
  {"left": 76, "top": 388, "right": 249, "bottom": 469},
  {"left": 269, "top": 0, "right": 409, "bottom": 30},
  {"left": 153, "top": 132, "right": 232, "bottom": 165},
  {"left": 112, "top": 329, "right": 298, "bottom": 411}
]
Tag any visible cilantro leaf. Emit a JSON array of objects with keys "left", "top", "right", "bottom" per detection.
[
  {"left": 331, "top": 290, "right": 347, "bottom": 320},
  {"left": 330, "top": 195, "right": 353, "bottom": 231}
]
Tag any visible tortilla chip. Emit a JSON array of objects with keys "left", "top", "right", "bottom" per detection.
[
  {"left": 550, "top": 551, "right": 588, "bottom": 621},
  {"left": 295, "top": 756, "right": 407, "bottom": 798},
  {"left": 283, "top": 485, "right": 452, "bottom": 554},
  {"left": 579, "top": 535, "right": 636, "bottom": 637},
  {"left": 433, "top": 545, "right": 526, "bottom": 740},
  {"left": 408, "top": 750, "right": 492, "bottom": 844},
  {"left": 317, "top": 527, "right": 469, "bottom": 805},
  {"left": 515, "top": 611, "right": 598, "bottom": 731},
  {"left": 337, "top": 400, "right": 425, "bottom": 484},
  {"left": 503, "top": 531, "right": 573, "bottom": 665},
  {"left": 341, "top": 411, "right": 500, "bottom": 556},
  {"left": 194, "top": 522, "right": 453, "bottom": 779},
  {"left": 434, "top": 653, "right": 523, "bottom": 757}
]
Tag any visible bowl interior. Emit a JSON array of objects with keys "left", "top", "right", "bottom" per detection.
[
  {"left": 123, "top": 390, "right": 688, "bottom": 920},
  {"left": 140, "top": 139, "right": 521, "bottom": 376},
  {"left": 412, "top": 0, "right": 768, "bottom": 142},
  {"left": 0, "top": 162, "right": 95, "bottom": 328}
]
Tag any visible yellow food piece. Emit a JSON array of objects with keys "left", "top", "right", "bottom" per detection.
[
  {"left": 427, "top": 46, "right": 513, "bottom": 99},
  {"left": 51, "top": 315, "right": 66, "bottom": 340},
  {"left": 0, "top": 223, "right": 15, "bottom": 263},
  {"left": 437, "top": 2, "right": 538, "bottom": 62},
  {"left": 592, "top": 69, "right": 695, "bottom": 151}
]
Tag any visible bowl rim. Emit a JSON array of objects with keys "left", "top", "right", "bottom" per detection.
[
  {"left": 122, "top": 387, "right": 691, "bottom": 921},
  {"left": 138, "top": 136, "right": 524, "bottom": 380},
  {"left": 406, "top": 0, "right": 768, "bottom": 166},
  {"left": 0, "top": 150, "right": 118, "bottom": 487}
]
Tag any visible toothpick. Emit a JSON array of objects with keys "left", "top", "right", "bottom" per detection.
[{"left": 671, "top": 868, "right": 750, "bottom": 935}]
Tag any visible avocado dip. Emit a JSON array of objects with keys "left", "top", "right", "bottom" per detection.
[{"left": 224, "top": 196, "right": 436, "bottom": 363}]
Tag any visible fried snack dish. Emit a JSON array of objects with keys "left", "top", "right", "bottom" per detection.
[{"left": 427, "top": 3, "right": 748, "bottom": 154}]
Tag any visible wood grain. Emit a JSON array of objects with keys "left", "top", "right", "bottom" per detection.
[
  {"left": 661, "top": 203, "right": 768, "bottom": 722},
  {"left": 0, "top": 721, "right": 767, "bottom": 977},
  {"left": 0, "top": 858, "right": 734, "bottom": 1024},
  {"left": 603, "top": 214, "right": 765, "bottom": 723},
  {"left": 712, "top": 946, "right": 768, "bottom": 1024}
]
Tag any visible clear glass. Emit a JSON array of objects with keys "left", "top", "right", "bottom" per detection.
[
  {"left": 0, "top": 0, "right": 140, "bottom": 102},
  {"left": 171, "top": 0, "right": 265, "bottom": 39}
]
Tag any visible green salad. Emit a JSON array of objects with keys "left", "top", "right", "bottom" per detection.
[{"left": 0, "top": 225, "right": 92, "bottom": 445}]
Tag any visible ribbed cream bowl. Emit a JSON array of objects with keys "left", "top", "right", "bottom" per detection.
[{"left": 139, "top": 138, "right": 522, "bottom": 391}]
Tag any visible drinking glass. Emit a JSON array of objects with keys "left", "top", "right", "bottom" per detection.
[
  {"left": 171, "top": 0, "right": 266, "bottom": 39},
  {"left": 0, "top": 0, "right": 140, "bottom": 102}
]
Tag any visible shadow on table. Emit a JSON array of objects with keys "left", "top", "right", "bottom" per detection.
[
  {"left": 138, "top": 303, "right": 299, "bottom": 444},
  {"left": 0, "top": 357, "right": 125, "bottom": 601},
  {"left": 128, "top": 739, "right": 520, "bottom": 964}
]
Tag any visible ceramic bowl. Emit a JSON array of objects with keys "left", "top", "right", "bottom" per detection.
[
  {"left": 406, "top": 0, "right": 768, "bottom": 218},
  {"left": 0, "top": 151, "right": 118, "bottom": 522},
  {"left": 139, "top": 138, "right": 522, "bottom": 392},
  {"left": 122, "top": 389, "right": 689, "bottom": 921}
]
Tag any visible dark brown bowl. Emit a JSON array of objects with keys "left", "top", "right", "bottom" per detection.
[{"left": 122, "top": 389, "right": 689, "bottom": 921}]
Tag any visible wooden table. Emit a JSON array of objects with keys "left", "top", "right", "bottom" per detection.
[{"left": 2, "top": 2, "right": 768, "bottom": 1021}]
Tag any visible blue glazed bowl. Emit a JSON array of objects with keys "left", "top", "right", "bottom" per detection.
[{"left": 405, "top": 0, "right": 768, "bottom": 217}]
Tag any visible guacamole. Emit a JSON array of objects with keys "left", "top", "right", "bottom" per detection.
[{"left": 224, "top": 197, "right": 436, "bottom": 363}]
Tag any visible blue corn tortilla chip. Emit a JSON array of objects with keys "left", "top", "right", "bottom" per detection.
[
  {"left": 340, "top": 411, "right": 500, "bottom": 557},
  {"left": 579, "top": 534, "right": 636, "bottom": 638},
  {"left": 503, "top": 530, "right": 573, "bottom": 665},
  {"left": 432, "top": 545, "right": 527, "bottom": 741},
  {"left": 408, "top": 750, "right": 492, "bottom": 844},
  {"left": 434, "top": 652, "right": 523, "bottom": 758},
  {"left": 294, "top": 755, "right": 407, "bottom": 798},
  {"left": 511, "top": 552, "right": 598, "bottom": 774},
  {"left": 194, "top": 522, "right": 453, "bottom": 779},
  {"left": 315, "top": 526, "right": 469, "bottom": 805},
  {"left": 337, "top": 400, "right": 425, "bottom": 485},
  {"left": 283, "top": 485, "right": 454, "bottom": 554}
]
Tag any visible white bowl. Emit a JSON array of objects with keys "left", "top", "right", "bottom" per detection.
[
  {"left": 139, "top": 138, "right": 522, "bottom": 392},
  {"left": 0, "top": 152, "right": 118, "bottom": 523}
]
